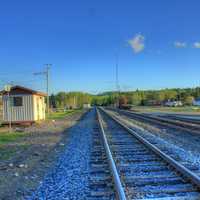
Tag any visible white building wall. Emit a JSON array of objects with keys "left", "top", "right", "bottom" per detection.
[
  {"left": 3, "top": 95, "right": 34, "bottom": 122},
  {"left": 33, "top": 95, "right": 46, "bottom": 121},
  {"left": 83, "top": 103, "right": 91, "bottom": 108}
]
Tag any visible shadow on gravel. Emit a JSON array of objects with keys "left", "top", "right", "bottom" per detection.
[{"left": 26, "top": 109, "right": 95, "bottom": 200}]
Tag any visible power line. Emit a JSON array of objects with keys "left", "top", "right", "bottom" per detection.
[
  {"left": 0, "top": 68, "right": 50, "bottom": 98},
  {"left": 0, "top": 70, "right": 36, "bottom": 77},
  {"left": 34, "top": 64, "right": 51, "bottom": 113}
]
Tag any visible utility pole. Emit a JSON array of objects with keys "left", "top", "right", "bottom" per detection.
[
  {"left": 115, "top": 52, "right": 120, "bottom": 108},
  {"left": 46, "top": 64, "right": 50, "bottom": 114},
  {"left": 34, "top": 64, "right": 51, "bottom": 114},
  {"left": 4, "top": 85, "right": 12, "bottom": 132}
]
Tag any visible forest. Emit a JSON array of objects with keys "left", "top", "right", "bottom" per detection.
[{"left": 49, "top": 87, "right": 200, "bottom": 108}]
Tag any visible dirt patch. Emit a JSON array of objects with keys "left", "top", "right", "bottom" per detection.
[{"left": 0, "top": 110, "right": 88, "bottom": 200}]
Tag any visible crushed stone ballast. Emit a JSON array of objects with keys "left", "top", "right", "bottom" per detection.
[{"left": 98, "top": 107, "right": 200, "bottom": 199}]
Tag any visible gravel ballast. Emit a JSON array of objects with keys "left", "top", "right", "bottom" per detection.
[
  {"left": 27, "top": 109, "right": 95, "bottom": 200},
  {"left": 107, "top": 109, "right": 200, "bottom": 169}
]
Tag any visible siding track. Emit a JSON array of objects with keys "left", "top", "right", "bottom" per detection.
[
  {"left": 114, "top": 109, "right": 200, "bottom": 135},
  {"left": 97, "top": 107, "right": 200, "bottom": 199},
  {"left": 109, "top": 109, "right": 200, "bottom": 156},
  {"left": 158, "top": 114, "right": 200, "bottom": 126}
]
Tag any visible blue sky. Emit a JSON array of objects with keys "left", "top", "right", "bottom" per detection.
[{"left": 0, "top": 0, "right": 200, "bottom": 93}]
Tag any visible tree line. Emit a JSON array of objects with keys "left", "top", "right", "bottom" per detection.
[
  {"left": 49, "top": 92, "right": 92, "bottom": 109},
  {"left": 49, "top": 87, "right": 200, "bottom": 108}
]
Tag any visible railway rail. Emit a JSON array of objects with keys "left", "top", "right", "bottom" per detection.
[
  {"left": 113, "top": 109, "right": 200, "bottom": 135},
  {"left": 95, "top": 107, "right": 200, "bottom": 199},
  {"left": 160, "top": 114, "right": 200, "bottom": 125},
  {"left": 88, "top": 114, "right": 117, "bottom": 199}
]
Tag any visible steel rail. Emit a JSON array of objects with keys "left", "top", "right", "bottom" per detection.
[
  {"left": 168, "top": 115, "right": 200, "bottom": 125},
  {"left": 96, "top": 108, "right": 127, "bottom": 200},
  {"left": 137, "top": 112, "right": 200, "bottom": 129},
  {"left": 100, "top": 107, "right": 200, "bottom": 189},
  {"left": 119, "top": 109, "right": 200, "bottom": 135}
]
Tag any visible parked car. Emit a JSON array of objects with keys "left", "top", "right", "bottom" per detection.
[{"left": 164, "top": 100, "right": 183, "bottom": 107}]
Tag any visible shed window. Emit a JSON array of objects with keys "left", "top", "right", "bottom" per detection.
[{"left": 13, "top": 97, "right": 23, "bottom": 106}]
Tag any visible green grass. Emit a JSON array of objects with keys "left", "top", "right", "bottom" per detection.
[
  {"left": 47, "top": 109, "right": 82, "bottom": 120},
  {"left": 0, "top": 132, "right": 28, "bottom": 160},
  {"left": 132, "top": 106, "right": 200, "bottom": 114},
  {"left": 0, "top": 132, "right": 27, "bottom": 145}
]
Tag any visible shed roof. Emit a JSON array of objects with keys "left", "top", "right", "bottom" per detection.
[{"left": 0, "top": 85, "right": 47, "bottom": 96}]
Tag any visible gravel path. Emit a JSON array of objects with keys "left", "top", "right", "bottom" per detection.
[{"left": 27, "top": 109, "right": 95, "bottom": 200}]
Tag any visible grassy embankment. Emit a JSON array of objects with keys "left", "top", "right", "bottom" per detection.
[
  {"left": 132, "top": 106, "right": 200, "bottom": 114},
  {"left": 47, "top": 109, "right": 81, "bottom": 120}
]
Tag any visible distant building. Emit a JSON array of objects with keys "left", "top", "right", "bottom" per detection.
[
  {"left": 1, "top": 85, "right": 46, "bottom": 124},
  {"left": 83, "top": 103, "right": 91, "bottom": 109},
  {"left": 193, "top": 98, "right": 200, "bottom": 106}
]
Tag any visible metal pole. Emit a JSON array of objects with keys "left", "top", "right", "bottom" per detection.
[
  {"left": 46, "top": 65, "right": 49, "bottom": 114},
  {"left": 116, "top": 52, "right": 120, "bottom": 108},
  {"left": 33, "top": 65, "right": 51, "bottom": 114},
  {"left": 8, "top": 92, "right": 12, "bottom": 133},
  {"left": 116, "top": 53, "right": 118, "bottom": 92},
  {"left": 45, "top": 64, "right": 51, "bottom": 114}
]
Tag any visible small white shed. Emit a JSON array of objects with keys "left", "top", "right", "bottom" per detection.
[
  {"left": 1, "top": 85, "right": 46, "bottom": 124},
  {"left": 83, "top": 103, "right": 91, "bottom": 108}
]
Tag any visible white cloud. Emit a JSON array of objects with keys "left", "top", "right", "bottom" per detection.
[
  {"left": 174, "top": 41, "right": 186, "bottom": 48},
  {"left": 128, "top": 34, "right": 145, "bottom": 53},
  {"left": 193, "top": 42, "right": 200, "bottom": 48}
]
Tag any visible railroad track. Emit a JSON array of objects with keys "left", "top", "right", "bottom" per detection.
[
  {"left": 95, "top": 107, "right": 200, "bottom": 199},
  {"left": 160, "top": 115, "right": 200, "bottom": 125},
  {"left": 87, "top": 114, "right": 116, "bottom": 199},
  {"left": 113, "top": 109, "right": 200, "bottom": 135}
]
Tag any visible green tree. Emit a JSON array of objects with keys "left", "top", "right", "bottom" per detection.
[
  {"left": 164, "top": 89, "right": 177, "bottom": 100},
  {"left": 183, "top": 96, "right": 194, "bottom": 105},
  {"left": 131, "top": 92, "right": 142, "bottom": 105}
]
